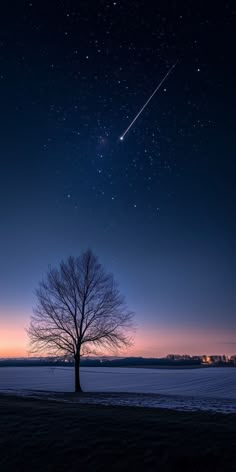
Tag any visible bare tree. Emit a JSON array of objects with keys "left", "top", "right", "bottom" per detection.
[{"left": 28, "top": 250, "right": 134, "bottom": 392}]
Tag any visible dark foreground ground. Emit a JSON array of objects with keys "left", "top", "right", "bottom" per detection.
[{"left": 0, "top": 394, "right": 236, "bottom": 472}]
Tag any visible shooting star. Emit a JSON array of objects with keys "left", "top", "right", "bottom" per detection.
[{"left": 119, "top": 61, "right": 178, "bottom": 141}]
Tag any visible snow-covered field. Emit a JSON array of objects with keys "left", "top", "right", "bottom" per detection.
[{"left": 1, "top": 366, "right": 236, "bottom": 413}]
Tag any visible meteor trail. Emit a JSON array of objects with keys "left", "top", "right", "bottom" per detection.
[{"left": 119, "top": 61, "right": 177, "bottom": 141}]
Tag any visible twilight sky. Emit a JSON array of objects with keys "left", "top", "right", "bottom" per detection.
[{"left": 0, "top": 1, "right": 235, "bottom": 357}]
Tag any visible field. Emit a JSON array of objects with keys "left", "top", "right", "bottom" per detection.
[
  {"left": 0, "top": 394, "right": 236, "bottom": 472},
  {"left": 1, "top": 368, "right": 236, "bottom": 470},
  {"left": 1, "top": 366, "right": 236, "bottom": 413}
]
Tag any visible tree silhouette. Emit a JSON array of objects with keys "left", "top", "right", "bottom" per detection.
[{"left": 28, "top": 250, "right": 134, "bottom": 392}]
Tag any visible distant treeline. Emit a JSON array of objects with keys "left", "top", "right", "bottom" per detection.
[
  {"left": 0, "top": 357, "right": 234, "bottom": 367},
  {"left": 0, "top": 357, "right": 203, "bottom": 368},
  {"left": 82, "top": 357, "right": 203, "bottom": 367}
]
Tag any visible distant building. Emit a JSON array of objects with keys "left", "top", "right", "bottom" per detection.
[
  {"left": 230, "top": 355, "right": 236, "bottom": 366},
  {"left": 202, "top": 355, "right": 211, "bottom": 364}
]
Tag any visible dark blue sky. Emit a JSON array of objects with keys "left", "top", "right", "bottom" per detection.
[{"left": 0, "top": 1, "right": 235, "bottom": 356}]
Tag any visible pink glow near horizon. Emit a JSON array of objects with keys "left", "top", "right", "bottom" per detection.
[
  {"left": 127, "top": 325, "right": 235, "bottom": 357},
  {"left": 0, "top": 313, "right": 235, "bottom": 358}
]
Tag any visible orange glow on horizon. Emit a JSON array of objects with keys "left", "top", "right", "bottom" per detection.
[
  {"left": 0, "top": 309, "right": 29, "bottom": 358},
  {"left": 0, "top": 325, "right": 28, "bottom": 358}
]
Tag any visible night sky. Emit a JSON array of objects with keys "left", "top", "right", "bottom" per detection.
[{"left": 0, "top": 1, "right": 235, "bottom": 357}]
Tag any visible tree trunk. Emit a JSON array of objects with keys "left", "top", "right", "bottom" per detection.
[{"left": 74, "top": 354, "right": 82, "bottom": 393}]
